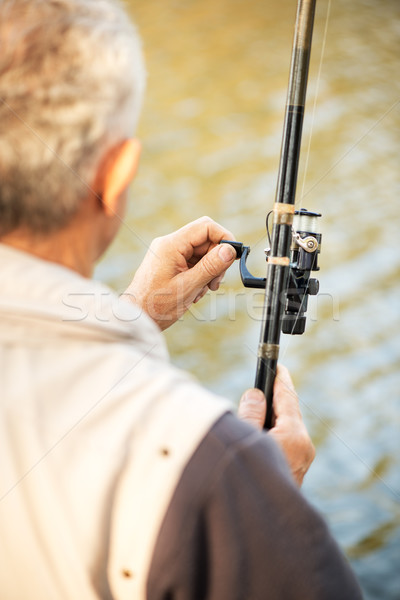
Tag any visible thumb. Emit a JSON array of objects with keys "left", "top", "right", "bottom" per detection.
[
  {"left": 237, "top": 388, "right": 266, "bottom": 430},
  {"left": 182, "top": 243, "right": 236, "bottom": 295}
]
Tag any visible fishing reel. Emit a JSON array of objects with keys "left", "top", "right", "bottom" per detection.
[{"left": 221, "top": 208, "right": 322, "bottom": 335}]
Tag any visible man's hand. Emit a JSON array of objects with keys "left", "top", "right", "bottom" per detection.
[
  {"left": 124, "top": 216, "right": 236, "bottom": 330},
  {"left": 238, "top": 365, "right": 315, "bottom": 486}
]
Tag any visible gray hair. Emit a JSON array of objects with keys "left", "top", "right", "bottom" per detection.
[{"left": 0, "top": 0, "right": 146, "bottom": 234}]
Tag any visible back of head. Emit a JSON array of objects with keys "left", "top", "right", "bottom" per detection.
[{"left": 0, "top": 0, "right": 145, "bottom": 235}]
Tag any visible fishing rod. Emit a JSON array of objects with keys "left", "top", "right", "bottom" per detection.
[{"left": 221, "top": 0, "right": 322, "bottom": 429}]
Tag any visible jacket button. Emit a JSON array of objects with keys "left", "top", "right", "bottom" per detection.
[{"left": 121, "top": 569, "right": 134, "bottom": 579}]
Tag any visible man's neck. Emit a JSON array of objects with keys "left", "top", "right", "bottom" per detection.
[
  {"left": 0, "top": 192, "right": 122, "bottom": 277},
  {"left": 0, "top": 224, "right": 97, "bottom": 278}
]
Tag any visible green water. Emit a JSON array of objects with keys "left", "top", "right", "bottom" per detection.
[{"left": 95, "top": 0, "right": 400, "bottom": 597}]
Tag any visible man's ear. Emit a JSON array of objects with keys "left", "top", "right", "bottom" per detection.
[{"left": 98, "top": 138, "right": 141, "bottom": 217}]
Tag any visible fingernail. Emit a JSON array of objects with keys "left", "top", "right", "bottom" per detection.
[{"left": 219, "top": 244, "right": 236, "bottom": 262}]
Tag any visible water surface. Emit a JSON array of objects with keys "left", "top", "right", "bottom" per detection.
[{"left": 95, "top": 1, "right": 400, "bottom": 597}]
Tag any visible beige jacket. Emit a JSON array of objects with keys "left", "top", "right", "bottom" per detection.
[{"left": 0, "top": 244, "right": 231, "bottom": 600}]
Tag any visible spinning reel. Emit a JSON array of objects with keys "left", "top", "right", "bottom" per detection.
[{"left": 221, "top": 208, "right": 322, "bottom": 335}]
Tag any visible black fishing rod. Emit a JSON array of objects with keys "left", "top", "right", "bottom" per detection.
[{"left": 222, "top": 0, "right": 322, "bottom": 428}]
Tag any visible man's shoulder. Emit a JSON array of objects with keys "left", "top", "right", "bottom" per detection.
[
  {"left": 0, "top": 242, "right": 159, "bottom": 345},
  {"left": 147, "top": 413, "right": 363, "bottom": 600}
]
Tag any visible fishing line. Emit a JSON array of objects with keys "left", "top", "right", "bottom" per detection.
[
  {"left": 298, "top": 0, "right": 331, "bottom": 206},
  {"left": 279, "top": 0, "right": 331, "bottom": 360}
]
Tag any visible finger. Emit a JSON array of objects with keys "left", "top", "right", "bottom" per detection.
[
  {"left": 180, "top": 243, "right": 236, "bottom": 295},
  {"left": 272, "top": 364, "right": 300, "bottom": 422},
  {"left": 174, "top": 216, "right": 236, "bottom": 254},
  {"left": 237, "top": 388, "right": 266, "bottom": 430},
  {"left": 193, "top": 287, "right": 208, "bottom": 303},
  {"left": 208, "top": 273, "right": 224, "bottom": 291},
  {"left": 275, "top": 364, "right": 296, "bottom": 394}
]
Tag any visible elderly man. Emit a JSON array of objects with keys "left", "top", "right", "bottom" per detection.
[{"left": 0, "top": 1, "right": 362, "bottom": 599}]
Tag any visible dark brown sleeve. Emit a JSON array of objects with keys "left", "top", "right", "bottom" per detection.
[{"left": 146, "top": 413, "right": 362, "bottom": 600}]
